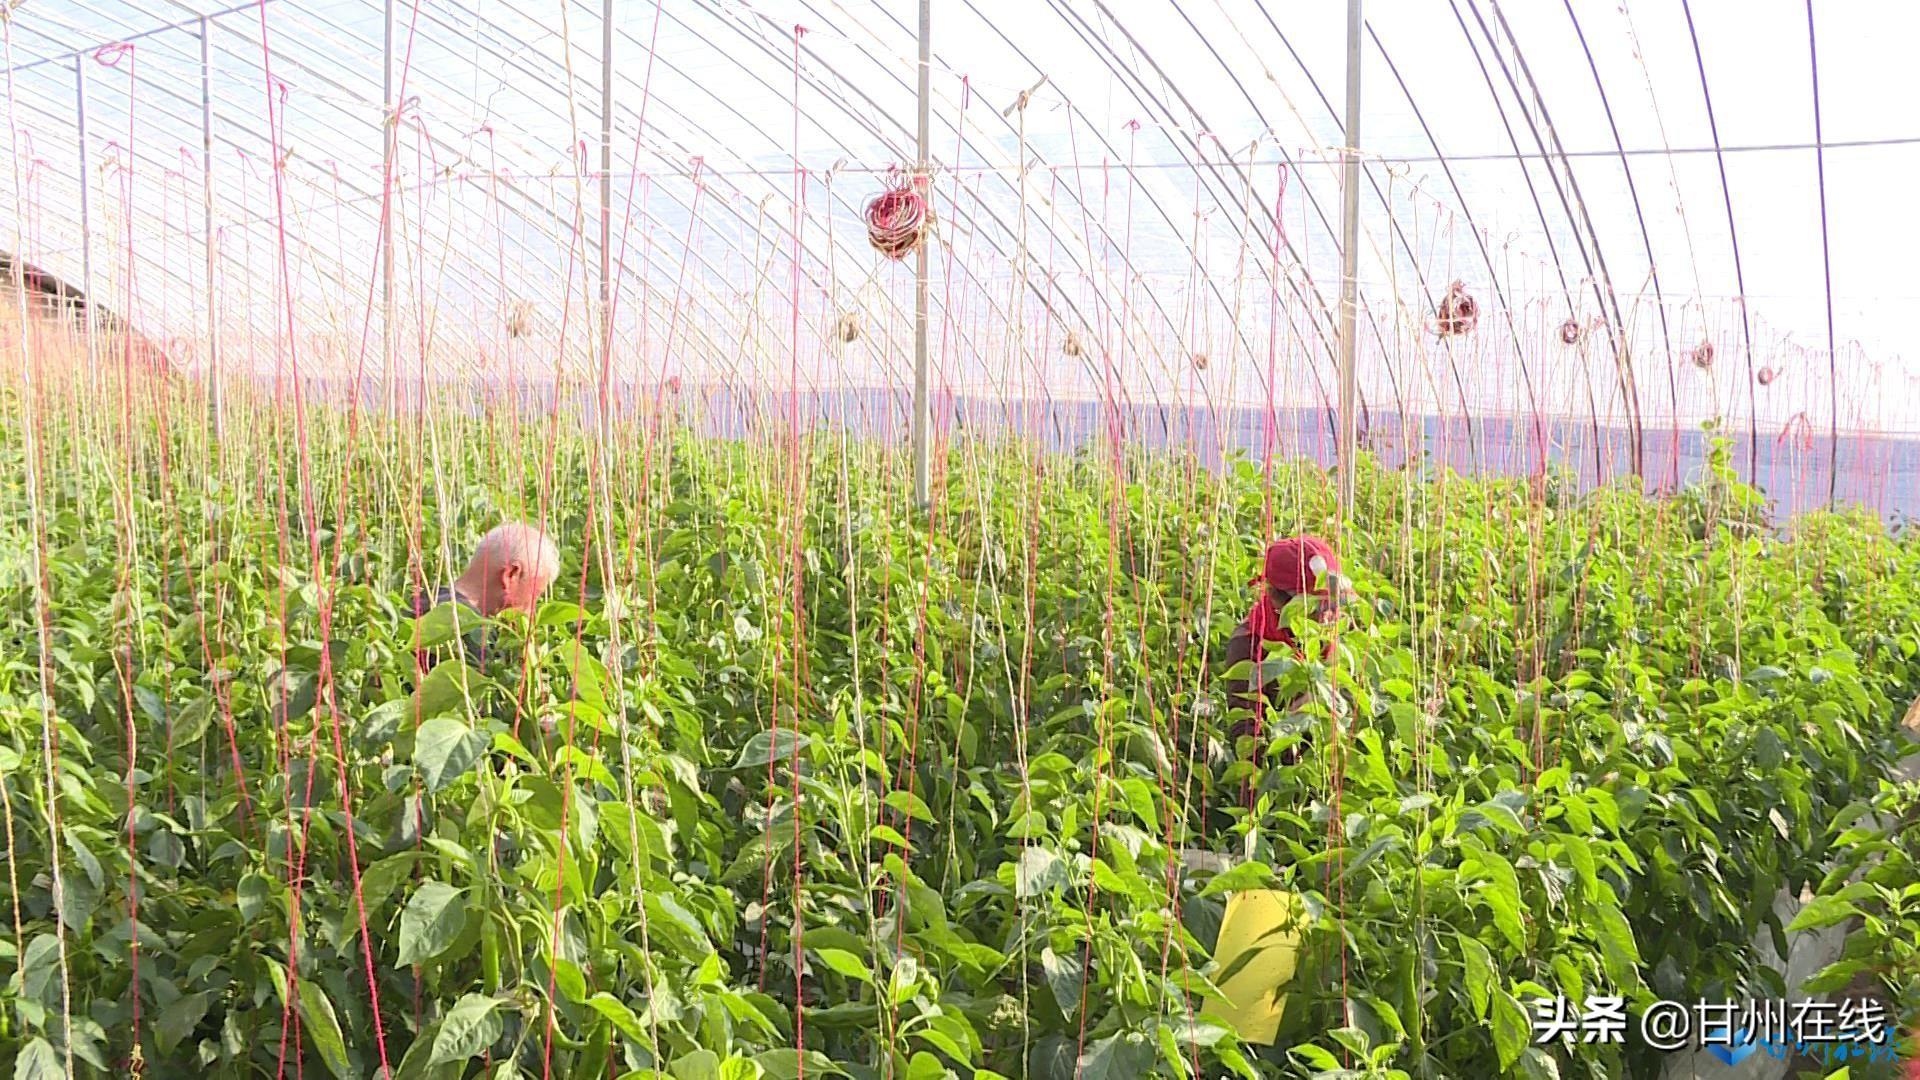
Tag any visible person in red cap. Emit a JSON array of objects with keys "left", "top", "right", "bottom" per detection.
[{"left": 1221, "top": 535, "right": 1348, "bottom": 765}]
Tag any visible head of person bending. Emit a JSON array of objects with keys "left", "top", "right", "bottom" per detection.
[
  {"left": 453, "top": 522, "right": 560, "bottom": 617},
  {"left": 1253, "top": 535, "right": 1345, "bottom": 626}
]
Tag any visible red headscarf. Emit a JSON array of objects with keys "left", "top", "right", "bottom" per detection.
[{"left": 1245, "top": 536, "right": 1341, "bottom": 649}]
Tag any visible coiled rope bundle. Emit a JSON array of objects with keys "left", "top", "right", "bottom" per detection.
[{"left": 864, "top": 173, "right": 929, "bottom": 260}]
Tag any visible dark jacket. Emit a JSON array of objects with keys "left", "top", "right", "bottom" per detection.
[
  {"left": 1221, "top": 616, "right": 1309, "bottom": 766},
  {"left": 409, "top": 585, "right": 488, "bottom": 674}
]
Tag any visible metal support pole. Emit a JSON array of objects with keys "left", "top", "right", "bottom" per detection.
[
  {"left": 599, "top": 0, "right": 613, "bottom": 373},
  {"left": 201, "top": 18, "right": 222, "bottom": 441},
  {"left": 381, "top": 0, "right": 396, "bottom": 420},
  {"left": 909, "top": 0, "right": 932, "bottom": 508},
  {"left": 75, "top": 62, "right": 94, "bottom": 340},
  {"left": 1335, "top": 0, "right": 1364, "bottom": 518}
]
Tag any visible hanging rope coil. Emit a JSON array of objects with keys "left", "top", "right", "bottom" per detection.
[
  {"left": 1689, "top": 340, "right": 1716, "bottom": 369},
  {"left": 1757, "top": 366, "right": 1777, "bottom": 386},
  {"left": 864, "top": 172, "right": 929, "bottom": 260},
  {"left": 504, "top": 299, "right": 534, "bottom": 340},
  {"left": 1431, "top": 280, "right": 1479, "bottom": 337},
  {"left": 1558, "top": 318, "right": 1582, "bottom": 346}
]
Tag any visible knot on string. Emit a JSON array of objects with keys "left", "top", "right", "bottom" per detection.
[
  {"left": 1688, "top": 340, "right": 1715, "bottom": 369},
  {"left": 1757, "top": 366, "right": 1777, "bottom": 386},
  {"left": 1778, "top": 410, "right": 1814, "bottom": 449},
  {"left": 863, "top": 168, "right": 929, "bottom": 260},
  {"left": 1275, "top": 162, "right": 1291, "bottom": 248},
  {"left": 99, "top": 139, "right": 130, "bottom": 176},
  {"left": 386, "top": 94, "right": 420, "bottom": 130},
  {"left": 1558, "top": 317, "right": 1582, "bottom": 346},
  {"left": 793, "top": 24, "right": 809, "bottom": 38},
  {"left": 1431, "top": 280, "right": 1478, "bottom": 337},
  {"left": 834, "top": 311, "right": 861, "bottom": 344},
  {"left": 93, "top": 42, "right": 134, "bottom": 67},
  {"left": 1191, "top": 351, "right": 1209, "bottom": 371}
]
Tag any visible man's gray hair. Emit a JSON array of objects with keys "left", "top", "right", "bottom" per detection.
[{"left": 471, "top": 522, "right": 560, "bottom": 585}]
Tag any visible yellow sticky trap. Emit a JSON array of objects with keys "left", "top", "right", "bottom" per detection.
[{"left": 1204, "top": 889, "right": 1306, "bottom": 1046}]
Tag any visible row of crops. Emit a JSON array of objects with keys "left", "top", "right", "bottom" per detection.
[{"left": 1, "top": 374, "right": 1918, "bottom": 1079}]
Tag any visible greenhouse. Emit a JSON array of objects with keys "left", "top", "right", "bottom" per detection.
[{"left": 1, "top": 0, "right": 1917, "bottom": 1076}]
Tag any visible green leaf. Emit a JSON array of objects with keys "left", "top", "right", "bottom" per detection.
[
  {"left": 1491, "top": 990, "right": 1528, "bottom": 1071},
  {"left": 1469, "top": 798, "right": 1525, "bottom": 834},
  {"left": 414, "top": 716, "right": 488, "bottom": 793},
  {"left": 1460, "top": 935, "right": 1494, "bottom": 1019},
  {"left": 169, "top": 696, "right": 215, "bottom": 748},
  {"left": 20, "top": 933, "right": 61, "bottom": 1006},
  {"left": 411, "top": 603, "right": 463, "bottom": 649},
  {"left": 813, "top": 947, "right": 875, "bottom": 985},
  {"left": 536, "top": 600, "right": 590, "bottom": 627},
  {"left": 416, "top": 662, "right": 487, "bottom": 719},
  {"left": 554, "top": 746, "right": 617, "bottom": 792},
  {"left": 1559, "top": 834, "right": 1597, "bottom": 901},
  {"left": 298, "top": 979, "right": 353, "bottom": 1079},
  {"left": 155, "top": 990, "right": 211, "bottom": 1055},
  {"left": 1787, "top": 894, "right": 1861, "bottom": 933},
  {"left": 1801, "top": 960, "right": 1869, "bottom": 995},
  {"left": 905, "top": 1052, "right": 948, "bottom": 1080},
  {"left": 869, "top": 825, "right": 910, "bottom": 848},
  {"left": 1591, "top": 902, "right": 1641, "bottom": 992},
  {"left": 432, "top": 993, "right": 505, "bottom": 1065},
  {"left": 1015, "top": 847, "right": 1066, "bottom": 898},
  {"left": 670, "top": 1050, "right": 721, "bottom": 1080},
  {"left": 1041, "top": 947, "right": 1085, "bottom": 1018},
  {"left": 64, "top": 827, "right": 103, "bottom": 890},
  {"left": 884, "top": 789, "right": 935, "bottom": 823},
  {"left": 358, "top": 851, "right": 422, "bottom": 912},
  {"left": 558, "top": 641, "right": 612, "bottom": 712},
  {"left": 587, "top": 992, "right": 648, "bottom": 1042},
  {"left": 734, "top": 729, "right": 811, "bottom": 770},
  {"left": 237, "top": 871, "right": 272, "bottom": 923},
  {"left": 553, "top": 957, "right": 590, "bottom": 1004},
  {"left": 1077, "top": 1033, "right": 1154, "bottom": 1080},
  {"left": 752, "top": 1050, "right": 846, "bottom": 1079},
  {"left": 1467, "top": 846, "right": 1527, "bottom": 953},
  {"left": 397, "top": 880, "right": 468, "bottom": 967},
  {"left": 1287, "top": 1043, "right": 1342, "bottom": 1070},
  {"left": 1170, "top": 1020, "right": 1232, "bottom": 1048},
  {"left": 1518, "top": 1046, "right": 1563, "bottom": 1080},
  {"left": 12, "top": 1038, "right": 61, "bottom": 1080},
  {"left": 1197, "top": 860, "right": 1278, "bottom": 898}
]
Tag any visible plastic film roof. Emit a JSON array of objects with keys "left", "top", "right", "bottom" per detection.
[{"left": 2, "top": 0, "right": 1916, "bottom": 431}]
